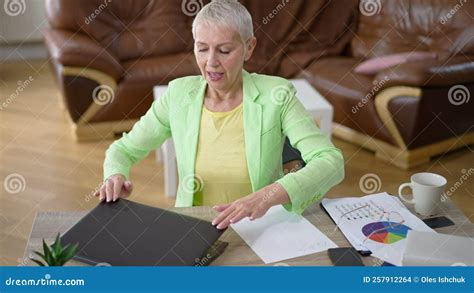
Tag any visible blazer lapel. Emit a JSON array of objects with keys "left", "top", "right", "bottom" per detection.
[
  {"left": 181, "top": 77, "right": 206, "bottom": 205},
  {"left": 181, "top": 71, "right": 262, "bottom": 201},
  {"left": 242, "top": 70, "right": 262, "bottom": 191}
]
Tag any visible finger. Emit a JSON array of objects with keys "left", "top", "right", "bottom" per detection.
[
  {"left": 112, "top": 178, "right": 122, "bottom": 201},
  {"left": 211, "top": 204, "right": 235, "bottom": 226},
  {"left": 123, "top": 181, "right": 133, "bottom": 196},
  {"left": 217, "top": 209, "right": 241, "bottom": 230},
  {"left": 213, "top": 203, "right": 231, "bottom": 212},
  {"left": 99, "top": 185, "right": 106, "bottom": 201},
  {"left": 105, "top": 180, "right": 114, "bottom": 202},
  {"left": 229, "top": 210, "right": 250, "bottom": 225}
]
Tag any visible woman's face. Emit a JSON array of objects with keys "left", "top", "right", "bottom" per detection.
[{"left": 194, "top": 22, "right": 256, "bottom": 92}]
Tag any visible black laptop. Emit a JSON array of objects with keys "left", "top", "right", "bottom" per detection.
[{"left": 60, "top": 199, "right": 226, "bottom": 266}]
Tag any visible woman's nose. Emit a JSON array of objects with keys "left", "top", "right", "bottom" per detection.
[{"left": 207, "top": 51, "right": 220, "bottom": 67}]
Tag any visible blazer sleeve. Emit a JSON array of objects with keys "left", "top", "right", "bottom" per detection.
[
  {"left": 103, "top": 87, "right": 172, "bottom": 180},
  {"left": 276, "top": 82, "right": 345, "bottom": 214}
]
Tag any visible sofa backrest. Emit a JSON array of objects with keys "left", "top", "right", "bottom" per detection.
[
  {"left": 45, "top": 0, "right": 359, "bottom": 78},
  {"left": 45, "top": 0, "right": 195, "bottom": 61},
  {"left": 238, "top": 0, "right": 359, "bottom": 76},
  {"left": 351, "top": 0, "right": 474, "bottom": 59}
]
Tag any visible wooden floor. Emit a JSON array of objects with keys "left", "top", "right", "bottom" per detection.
[{"left": 1, "top": 60, "right": 473, "bottom": 266}]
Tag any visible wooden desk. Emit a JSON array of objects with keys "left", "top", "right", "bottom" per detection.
[{"left": 22, "top": 198, "right": 474, "bottom": 266}]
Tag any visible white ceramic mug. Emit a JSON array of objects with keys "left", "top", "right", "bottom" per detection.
[{"left": 398, "top": 172, "right": 447, "bottom": 216}]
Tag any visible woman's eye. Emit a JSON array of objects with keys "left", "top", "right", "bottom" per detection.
[{"left": 195, "top": 48, "right": 229, "bottom": 54}]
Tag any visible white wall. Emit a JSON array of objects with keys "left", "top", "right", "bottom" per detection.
[{"left": 0, "top": 0, "right": 49, "bottom": 60}]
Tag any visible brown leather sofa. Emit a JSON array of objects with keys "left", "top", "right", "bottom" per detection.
[
  {"left": 43, "top": 0, "right": 358, "bottom": 140},
  {"left": 44, "top": 0, "right": 473, "bottom": 169},
  {"left": 302, "top": 0, "right": 474, "bottom": 168}
]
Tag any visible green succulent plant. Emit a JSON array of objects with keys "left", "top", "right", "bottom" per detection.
[{"left": 30, "top": 233, "right": 78, "bottom": 266}]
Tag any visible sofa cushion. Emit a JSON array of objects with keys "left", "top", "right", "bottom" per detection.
[
  {"left": 122, "top": 53, "right": 200, "bottom": 86},
  {"left": 354, "top": 52, "right": 438, "bottom": 75},
  {"left": 46, "top": 0, "right": 194, "bottom": 62}
]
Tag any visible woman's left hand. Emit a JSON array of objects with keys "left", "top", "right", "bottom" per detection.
[{"left": 211, "top": 183, "right": 289, "bottom": 229}]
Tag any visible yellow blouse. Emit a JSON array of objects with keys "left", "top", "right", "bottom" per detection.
[{"left": 193, "top": 102, "right": 253, "bottom": 206}]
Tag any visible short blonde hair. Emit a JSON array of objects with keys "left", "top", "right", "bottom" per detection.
[{"left": 192, "top": 0, "right": 254, "bottom": 42}]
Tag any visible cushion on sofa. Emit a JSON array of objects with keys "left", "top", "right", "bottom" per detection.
[{"left": 354, "top": 52, "right": 438, "bottom": 75}]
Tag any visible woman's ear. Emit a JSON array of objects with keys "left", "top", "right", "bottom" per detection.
[{"left": 244, "top": 37, "right": 257, "bottom": 61}]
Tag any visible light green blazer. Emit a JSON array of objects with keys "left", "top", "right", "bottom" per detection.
[{"left": 104, "top": 70, "right": 344, "bottom": 214}]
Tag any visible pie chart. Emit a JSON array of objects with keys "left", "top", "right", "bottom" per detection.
[{"left": 361, "top": 221, "right": 411, "bottom": 244}]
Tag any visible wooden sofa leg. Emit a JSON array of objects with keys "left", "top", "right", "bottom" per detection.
[
  {"left": 73, "top": 120, "right": 138, "bottom": 142},
  {"left": 375, "top": 150, "right": 429, "bottom": 170},
  {"left": 332, "top": 123, "right": 473, "bottom": 169},
  {"left": 73, "top": 124, "right": 116, "bottom": 142}
]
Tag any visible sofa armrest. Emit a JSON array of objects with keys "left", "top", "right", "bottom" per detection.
[
  {"left": 43, "top": 28, "right": 124, "bottom": 80},
  {"left": 374, "top": 55, "right": 474, "bottom": 90}
]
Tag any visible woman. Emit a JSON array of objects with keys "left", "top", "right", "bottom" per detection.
[{"left": 94, "top": 0, "right": 344, "bottom": 230}]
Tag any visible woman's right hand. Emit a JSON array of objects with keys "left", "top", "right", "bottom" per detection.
[{"left": 93, "top": 174, "right": 133, "bottom": 202}]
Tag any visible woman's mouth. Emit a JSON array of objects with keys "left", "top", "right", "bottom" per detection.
[{"left": 207, "top": 71, "right": 224, "bottom": 82}]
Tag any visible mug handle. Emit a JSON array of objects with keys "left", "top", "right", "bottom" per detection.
[{"left": 398, "top": 183, "right": 415, "bottom": 204}]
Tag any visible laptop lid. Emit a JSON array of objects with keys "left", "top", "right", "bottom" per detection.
[{"left": 60, "top": 199, "right": 225, "bottom": 266}]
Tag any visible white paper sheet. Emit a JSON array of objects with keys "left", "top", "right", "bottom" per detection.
[
  {"left": 230, "top": 205, "right": 337, "bottom": 264},
  {"left": 402, "top": 231, "right": 474, "bottom": 266},
  {"left": 321, "top": 192, "right": 435, "bottom": 266}
]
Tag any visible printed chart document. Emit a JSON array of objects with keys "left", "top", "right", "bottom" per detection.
[
  {"left": 231, "top": 205, "right": 337, "bottom": 264},
  {"left": 321, "top": 192, "right": 434, "bottom": 266}
]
